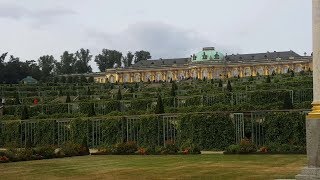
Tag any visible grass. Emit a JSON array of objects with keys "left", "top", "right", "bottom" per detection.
[{"left": 0, "top": 154, "right": 306, "bottom": 180}]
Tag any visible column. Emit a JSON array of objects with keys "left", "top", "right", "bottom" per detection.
[{"left": 296, "top": 0, "right": 320, "bottom": 179}]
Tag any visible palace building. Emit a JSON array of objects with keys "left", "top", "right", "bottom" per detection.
[{"left": 94, "top": 47, "right": 312, "bottom": 83}]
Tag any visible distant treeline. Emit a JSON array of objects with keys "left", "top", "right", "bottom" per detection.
[{"left": 0, "top": 49, "right": 151, "bottom": 83}]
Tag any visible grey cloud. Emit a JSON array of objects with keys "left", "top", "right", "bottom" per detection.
[
  {"left": 0, "top": 3, "right": 76, "bottom": 23},
  {"left": 88, "top": 22, "right": 238, "bottom": 59}
]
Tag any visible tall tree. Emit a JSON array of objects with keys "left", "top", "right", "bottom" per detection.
[
  {"left": 123, "top": 51, "right": 134, "bottom": 67},
  {"left": 74, "top": 48, "right": 92, "bottom": 73},
  {"left": 226, "top": 80, "right": 232, "bottom": 92},
  {"left": 155, "top": 94, "right": 165, "bottom": 114},
  {"left": 56, "top": 51, "right": 76, "bottom": 75},
  {"left": 38, "top": 55, "right": 56, "bottom": 80},
  {"left": 116, "top": 88, "right": 122, "bottom": 100},
  {"left": 134, "top": 50, "right": 151, "bottom": 64},
  {"left": 95, "top": 49, "right": 122, "bottom": 72},
  {"left": 0, "top": 52, "right": 7, "bottom": 83}
]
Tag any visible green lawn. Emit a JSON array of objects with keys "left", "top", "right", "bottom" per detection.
[{"left": 0, "top": 154, "right": 306, "bottom": 180}]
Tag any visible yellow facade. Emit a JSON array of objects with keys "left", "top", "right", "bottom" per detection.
[{"left": 99, "top": 60, "right": 312, "bottom": 83}]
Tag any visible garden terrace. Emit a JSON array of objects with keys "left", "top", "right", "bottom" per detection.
[{"left": 0, "top": 73, "right": 314, "bottom": 120}]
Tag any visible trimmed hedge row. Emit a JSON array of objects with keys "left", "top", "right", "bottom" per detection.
[{"left": 0, "top": 112, "right": 307, "bottom": 152}]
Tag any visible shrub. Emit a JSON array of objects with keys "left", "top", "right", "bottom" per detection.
[
  {"left": 112, "top": 141, "right": 138, "bottom": 155},
  {"left": 161, "top": 141, "right": 179, "bottom": 155},
  {"left": 0, "top": 156, "right": 9, "bottom": 163},
  {"left": 224, "top": 139, "right": 256, "bottom": 154},
  {"left": 34, "top": 145, "right": 56, "bottom": 159},
  {"left": 239, "top": 139, "right": 257, "bottom": 153},
  {"left": 225, "top": 144, "right": 241, "bottom": 154},
  {"left": 61, "top": 142, "right": 83, "bottom": 157},
  {"left": 182, "top": 146, "right": 201, "bottom": 155}
]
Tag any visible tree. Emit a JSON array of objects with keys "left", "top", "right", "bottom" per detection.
[
  {"left": 170, "top": 81, "right": 178, "bottom": 97},
  {"left": 15, "top": 93, "right": 20, "bottom": 105},
  {"left": 155, "top": 94, "right": 164, "bottom": 114},
  {"left": 88, "top": 103, "right": 96, "bottom": 117},
  {"left": 248, "top": 75, "right": 254, "bottom": 82},
  {"left": 87, "top": 87, "right": 92, "bottom": 95},
  {"left": 123, "top": 51, "right": 134, "bottom": 67},
  {"left": 226, "top": 80, "right": 232, "bottom": 92},
  {"left": 218, "top": 79, "right": 223, "bottom": 87},
  {"left": 116, "top": 88, "right": 122, "bottom": 100},
  {"left": 80, "top": 75, "right": 87, "bottom": 83},
  {"left": 291, "top": 70, "right": 295, "bottom": 77},
  {"left": 21, "top": 106, "right": 29, "bottom": 120},
  {"left": 53, "top": 76, "right": 59, "bottom": 83},
  {"left": 60, "top": 76, "right": 66, "bottom": 83},
  {"left": 283, "top": 92, "right": 293, "bottom": 109},
  {"left": 134, "top": 50, "right": 151, "bottom": 64},
  {"left": 88, "top": 76, "right": 94, "bottom": 83},
  {"left": 56, "top": 51, "right": 76, "bottom": 75},
  {"left": 266, "top": 75, "right": 271, "bottom": 83},
  {"left": 0, "top": 52, "right": 7, "bottom": 83},
  {"left": 66, "top": 93, "right": 71, "bottom": 103},
  {"left": 67, "top": 76, "right": 73, "bottom": 83},
  {"left": 74, "top": 49, "right": 92, "bottom": 73},
  {"left": 95, "top": 49, "right": 122, "bottom": 72},
  {"left": 38, "top": 55, "right": 56, "bottom": 80}
]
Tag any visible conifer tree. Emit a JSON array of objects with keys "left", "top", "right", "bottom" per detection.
[
  {"left": 218, "top": 79, "right": 223, "bottom": 87},
  {"left": 155, "top": 94, "right": 164, "bottom": 114},
  {"left": 116, "top": 88, "right": 122, "bottom": 100},
  {"left": 15, "top": 93, "right": 20, "bottom": 105},
  {"left": 266, "top": 75, "right": 271, "bottom": 83},
  {"left": 170, "top": 81, "right": 178, "bottom": 97},
  {"left": 249, "top": 75, "right": 254, "bottom": 82},
  {"left": 66, "top": 93, "right": 71, "bottom": 103},
  {"left": 88, "top": 103, "right": 96, "bottom": 117},
  {"left": 226, "top": 80, "right": 232, "bottom": 92},
  {"left": 291, "top": 70, "right": 295, "bottom": 77},
  {"left": 283, "top": 92, "right": 293, "bottom": 109},
  {"left": 21, "top": 106, "right": 29, "bottom": 120}
]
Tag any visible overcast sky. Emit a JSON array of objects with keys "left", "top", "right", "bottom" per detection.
[{"left": 0, "top": 0, "right": 312, "bottom": 71}]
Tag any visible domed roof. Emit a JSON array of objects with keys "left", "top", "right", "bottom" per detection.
[{"left": 192, "top": 47, "right": 224, "bottom": 62}]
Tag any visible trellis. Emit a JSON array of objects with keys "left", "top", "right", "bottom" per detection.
[
  {"left": 231, "top": 92, "right": 250, "bottom": 105},
  {"left": 162, "top": 115, "right": 178, "bottom": 146},
  {"left": 57, "top": 120, "right": 71, "bottom": 147},
  {"left": 20, "top": 121, "right": 37, "bottom": 147},
  {"left": 293, "top": 88, "right": 313, "bottom": 103},
  {"left": 91, "top": 119, "right": 102, "bottom": 147},
  {"left": 126, "top": 117, "right": 140, "bottom": 144},
  {"left": 0, "top": 122, "right": 3, "bottom": 147},
  {"left": 177, "top": 98, "right": 187, "bottom": 108},
  {"left": 203, "top": 96, "right": 215, "bottom": 106},
  {"left": 232, "top": 113, "right": 245, "bottom": 144},
  {"left": 251, "top": 112, "right": 265, "bottom": 146}
]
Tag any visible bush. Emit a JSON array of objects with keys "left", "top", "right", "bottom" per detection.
[
  {"left": 60, "top": 142, "right": 88, "bottom": 157},
  {"left": 225, "top": 144, "right": 241, "bottom": 154},
  {"left": 112, "top": 141, "right": 138, "bottom": 155},
  {"left": 161, "top": 141, "right": 179, "bottom": 155},
  {"left": 0, "top": 156, "right": 9, "bottom": 163},
  {"left": 224, "top": 139, "right": 256, "bottom": 154},
  {"left": 239, "top": 139, "right": 257, "bottom": 153},
  {"left": 34, "top": 145, "right": 56, "bottom": 159}
]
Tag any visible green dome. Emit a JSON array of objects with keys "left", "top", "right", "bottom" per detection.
[{"left": 192, "top": 47, "right": 224, "bottom": 62}]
